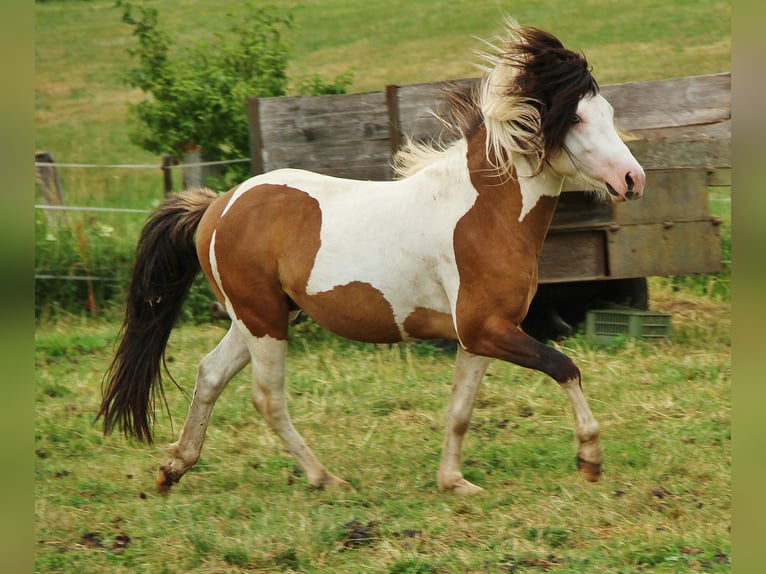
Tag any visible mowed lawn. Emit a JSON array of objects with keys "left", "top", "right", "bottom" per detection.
[{"left": 35, "top": 1, "right": 730, "bottom": 572}]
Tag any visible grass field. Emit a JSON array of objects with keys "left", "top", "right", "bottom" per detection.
[
  {"left": 34, "top": 283, "right": 731, "bottom": 573},
  {"left": 35, "top": 1, "right": 731, "bottom": 572}
]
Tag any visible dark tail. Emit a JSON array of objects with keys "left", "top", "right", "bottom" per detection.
[{"left": 97, "top": 188, "right": 219, "bottom": 443}]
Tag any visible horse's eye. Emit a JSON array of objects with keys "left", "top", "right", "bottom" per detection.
[{"left": 571, "top": 115, "right": 581, "bottom": 124}]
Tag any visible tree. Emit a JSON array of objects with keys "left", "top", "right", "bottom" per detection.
[{"left": 118, "top": 1, "right": 351, "bottom": 185}]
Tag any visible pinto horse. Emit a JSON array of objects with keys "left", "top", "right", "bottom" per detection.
[{"left": 98, "top": 21, "right": 644, "bottom": 495}]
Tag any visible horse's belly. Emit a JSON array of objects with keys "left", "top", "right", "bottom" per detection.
[{"left": 291, "top": 275, "right": 457, "bottom": 344}]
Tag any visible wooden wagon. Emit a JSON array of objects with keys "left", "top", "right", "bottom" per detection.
[{"left": 247, "top": 73, "right": 730, "bottom": 340}]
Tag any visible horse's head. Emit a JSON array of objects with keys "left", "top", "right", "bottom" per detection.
[
  {"left": 556, "top": 93, "right": 645, "bottom": 201},
  {"left": 480, "top": 20, "right": 645, "bottom": 201}
]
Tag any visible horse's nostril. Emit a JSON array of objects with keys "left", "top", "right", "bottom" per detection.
[{"left": 626, "top": 174, "right": 635, "bottom": 192}]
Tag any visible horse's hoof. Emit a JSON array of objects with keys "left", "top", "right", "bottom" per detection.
[
  {"left": 577, "top": 456, "right": 602, "bottom": 482},
  {"left": 439, "top": 477, "right": 484, "bottom": 496},
  {"left": 156, "top": 465, "right": 180, "bottom": 493},
  {"left": 313, "top": 473, "right": 352, "bottom": 491}
]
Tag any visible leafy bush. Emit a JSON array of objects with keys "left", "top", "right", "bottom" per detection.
[
  {"left": 118, "top": 0, "right": 353, "bottom": 187},
  {"left": 118, "top": 0, "right": 292, "bottom": 184},
  {"left": 34, "top": 214, "right": 133, "bottom": 320},
  {"left": 295, "top": 69, "right": 355, "bottom": 96}
]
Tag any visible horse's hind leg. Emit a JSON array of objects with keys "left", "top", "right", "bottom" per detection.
[
  {"left": 157, "top": 325, "right": 250, "bottom": 491},
  {"left": 248, "top": 335, "right": 349, "bottom": 490}
]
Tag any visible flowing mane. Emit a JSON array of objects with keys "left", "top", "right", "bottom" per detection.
[{"left": 394, "top": 20, "right": 598, "bottom": 179}]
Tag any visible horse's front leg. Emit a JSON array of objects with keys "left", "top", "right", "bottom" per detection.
[
  {"left": 438, "top": 346, "right": 491, "bottom": 494},
  {"left": 157, "top": 325, "right": 251, "bottom": 491},
  {"left": 462, "top": 318, "right": 603, "bottom": 482}
]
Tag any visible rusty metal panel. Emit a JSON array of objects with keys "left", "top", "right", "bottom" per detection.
[
  {"left": 538, "top": 230, "right": 608, "bottom": 283},
  {"left": 615, "top": 169, "right": 711, "bottom": 225},
  {"left": 607, "top": 221, "right": 722, "bottom": 277}
]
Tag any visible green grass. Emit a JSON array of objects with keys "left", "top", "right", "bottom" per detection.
[{"left": 34, "top": 289, "right": 730, "bottom": 572}]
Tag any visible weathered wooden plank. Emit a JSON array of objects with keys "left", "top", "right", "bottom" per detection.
[
  {"left": 250, "top": 90, "right": 392, "bottom": 178},
  {"left": 247, "top": 98, "right": 264, "bottom": 175},
  {"left": 607, "top": 220, "right": 722, "bottom": 277},
  {"left": 257, "top": 92, "right": 390, "bottom": 145},
  {"left": 392, "top": 78, "right": 477, "bottom": 147},
  {"left": 263, "top": 139, "right": 393, "bottom": 180},
  {"left": 550, "top": 191, "right": 614, "bottom": 229},
  {"left": 250, "top": 73, "right": 730, "bottom": 181},
  {"left": 615, "top": 169, "right": 713, "bottom": 225},
  {"left": 602, "top": 73, "right": 731, "bottom": 133},
  {"left": 625, "top": 132, "right": 731, "bottom": 170},
  {"left": 538, "top": 230, "right": 608, "bottom": 282}
]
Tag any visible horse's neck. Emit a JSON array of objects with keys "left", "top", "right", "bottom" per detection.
[{"left": 463, "top": 128, "right": 563, "bottom": 254}]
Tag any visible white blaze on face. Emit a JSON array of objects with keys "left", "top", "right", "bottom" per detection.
[
  {"left": 555, "top": 94, "right": 645, "bottom": 199},
  {"left": 514, "top": 93, "right": 633, "bottom": 222}
]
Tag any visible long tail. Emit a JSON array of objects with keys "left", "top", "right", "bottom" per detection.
[{"left": 97, "top": 188, "right": 219, "bottom": 444}]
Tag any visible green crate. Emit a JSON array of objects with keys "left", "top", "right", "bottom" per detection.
[{"left": 585, "top": 308, "right": 672, "bottom": 343}]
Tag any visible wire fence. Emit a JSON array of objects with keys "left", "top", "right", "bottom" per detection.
[
  {"left": 34, "top": 157, "right": 250, "bottom": 170},
  {"left": 34, "top": 155, "right": 250, "bottom": 283}
]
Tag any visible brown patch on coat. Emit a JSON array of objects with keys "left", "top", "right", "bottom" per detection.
[
  {"left": 453, "top": 127, "right": 560, "bottom": 350},
  {"left": 297, "top": 281, "right": 402, "bottom": 343},
  {"left": 402, "top": 307, "right": 458, "bottom": 341},
  {"left": 196, "top": 188, "right": 230, "bottom": 305},
  {"left": 197, "top": 184, "right": 322, "bottom": 340},
  {"left": 197, "top": 183, "right": 403, "bottom": 343}
]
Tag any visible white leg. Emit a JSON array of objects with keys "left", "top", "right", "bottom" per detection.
[
  {"left": 560, "top": 379, "right": 602, "bottom": 481},
  {"left": 248, "top": 335, "right": 348, "bottom": 489},
  {"left": 157, "top": 325, "right": 250, "bottom": 491},
  {"left": 438, "top": 346, "right": 491, "bottom": 495}
]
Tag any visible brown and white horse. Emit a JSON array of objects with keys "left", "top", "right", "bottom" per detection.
[{"left": 99, "top": 21, "right": 644, "bottom": 495}]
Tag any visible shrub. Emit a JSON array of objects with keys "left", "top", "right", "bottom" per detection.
[
  {"left": 36, "top": 2, "right": 353, "bottom": 319},
  {"left": 118, "top": 0, "right": 293, "bottom": 185},
  {"left": 118, "top": 0, "right": 353, "bottom": 187}
]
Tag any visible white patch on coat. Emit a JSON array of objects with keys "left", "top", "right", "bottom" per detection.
[
  {"left": 515, "top": 157, "right": 564, "bottom": 222},
  {"left": 208, "top": 229, "right": 254, "bottom": 339}
]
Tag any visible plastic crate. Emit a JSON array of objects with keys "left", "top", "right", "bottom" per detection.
[{"left": 585, "top": 308, "right": 672, "bottom": 343}]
